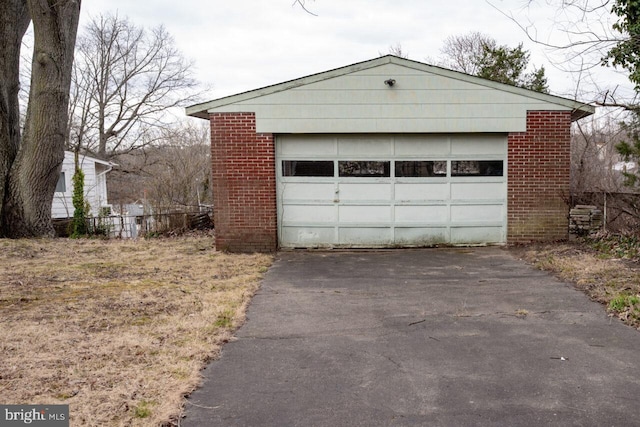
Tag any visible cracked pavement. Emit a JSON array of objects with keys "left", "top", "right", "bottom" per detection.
[{"left": 184, "top": 248, "right": 640, "bottom": 426}]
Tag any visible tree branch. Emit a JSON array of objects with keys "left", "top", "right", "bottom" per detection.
[{"left": 292, "top": 0, "right": 317, "bottom": 16}]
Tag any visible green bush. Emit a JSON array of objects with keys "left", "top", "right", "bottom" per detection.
[{"left": 70, "top": 160, "right": 87, "bottom": 238}]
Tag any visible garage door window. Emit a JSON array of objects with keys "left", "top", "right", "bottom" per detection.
[
  {"left": 451, "top": 160, "right": 503, "bottom": 177},
  {"left": 395, "top": 161, "right": 447, "bottom": 177},
  {"left": 282, "top": 160, "right": 334, "bottom": 177},
  {"left": 339, "top": 161, "right": 390, "bottom": 177}
]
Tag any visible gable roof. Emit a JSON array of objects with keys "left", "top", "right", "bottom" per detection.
[
  {"left": 63, "top": 150, "right": 116, "bottom": 169},
  {"left": 188, "top": 55, "right": 594, "bottom": 122},
  {"left": 187, "top": 55, "right": 594, "bottom": 135}
]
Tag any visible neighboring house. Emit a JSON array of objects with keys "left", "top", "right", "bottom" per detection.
[
  {"left": 113, "top": 203, "right": 146, "bottom": 217},
  {"left": 187, "top": 55, "right": 595, "bottom": 252},
  {"left": 110, "top": 203, "right": 150, "bottom": 239},
  {"left": 52, "top": 151, "right": 114, "bottom": 219}
]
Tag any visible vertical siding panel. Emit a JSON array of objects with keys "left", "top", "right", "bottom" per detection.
[{"left": 51, "top": 152, "right": 111, "bottom": 219}]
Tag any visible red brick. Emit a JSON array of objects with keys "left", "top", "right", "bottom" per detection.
[
  {"left": 209, "top": 110, "right": 572, "bottom": 250},
  {"left": 507, "top": 110, "right": 571, "bottom": 243},
  {"left": 209, "top": 113, "right": 277, "bottom": 253}
]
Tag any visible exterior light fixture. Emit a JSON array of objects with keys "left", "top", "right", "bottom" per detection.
[{"left": 384, "top": 79, "right": 396, "bottom": 87}]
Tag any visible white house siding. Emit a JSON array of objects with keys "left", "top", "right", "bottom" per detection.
[
  {"left": 52, "top": 151, "right": 112, "bottom": 219},
  {"left": 93, "top": 163, "right": 110, "bottom": 213},
  {"left": 211, "top": 62, "right": 575, "bottom": 134}
]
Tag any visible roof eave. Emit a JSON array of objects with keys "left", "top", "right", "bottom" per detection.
[
  {"left": 186, "top": 55, "right": 596, "bottom": 121},
  {"left": 571, "top": 104, "right": 596, "bottom": 122},
  {"left": 186, "top": 56, "right": 396, "bottom": 118}
]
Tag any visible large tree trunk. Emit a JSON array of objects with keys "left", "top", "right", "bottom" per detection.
[
  {"left": 0, "top": 0, "right": 30, "bottom": 236},
  {"left": 3, "top": 0, "right": 81, "bottom": 237}
]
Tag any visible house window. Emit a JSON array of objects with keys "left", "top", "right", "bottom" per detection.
[
  {"left": 282, "top": 161, "right": 334, "bottom": 177},
  {"left": 395, "top": 161, "right": 447, "bottom": 177},
  {"left": 451, "top": 160, "right": 503, "bottom": 177},
  {"left": 339, "top": 161, "right": 390, "bottom": 177},
  {"left": 55, "top": 172, "right": 66, "bottom": 192}
]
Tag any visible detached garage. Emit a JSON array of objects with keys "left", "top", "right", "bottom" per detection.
[{"left": 187, "top": 55, "right": 594, "bottom": 252}]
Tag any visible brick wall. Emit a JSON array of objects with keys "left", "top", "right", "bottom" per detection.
[
  {"left": 209, "top": 110, "right": 572, "bottom": 250},
  {"left": 507, "top": 110, "right": 572, "bottom": 242},
  {"left": 209, "top": 112, "right": 277, "bottom": 252}
]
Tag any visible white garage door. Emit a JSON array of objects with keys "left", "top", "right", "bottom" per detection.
[{"left": 277, "top": 135, "right": 507, "bottom": 248}]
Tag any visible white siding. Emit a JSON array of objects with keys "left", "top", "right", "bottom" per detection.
[
  {"left": 52, "top": 151, "right": 111, "bottom": 219},
  {"left": 212, "top": 63, "right": 571, "bottom": 134}
]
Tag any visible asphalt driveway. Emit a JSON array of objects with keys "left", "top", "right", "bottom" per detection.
[{"left": 183, "top": 248, "right": 640, "bottom": 426}]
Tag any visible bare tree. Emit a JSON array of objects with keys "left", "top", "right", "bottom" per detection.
[
  {"left": 496, "top": 1, "right": 634, "bottom": 105},
  {"left": 438, "top": 31, "right": 549, "bottom": 92},
  {"left": 1, "top": 0, "right": 81, "bottom": 237},
  {"left": 108, "top": 120, "right": 211, "bottom": 213},
  {"left": 0, "top": 0, "right": 30, "bottom": 229},
  {"left": 386, "top": 43, "right": 409, "bottom": 59},
  {"left": 440, "top": 32, "right": 497, "bottom": 75},
  {"left": 571, "top": 112, "right": 628, "bottom": 194},
  {"left": 292, "top": 0, "right": 317, "bottom": 15},
  {"left": 69, "top": 13, "right": 201, "bottom": 160},
  {"left": 505, "top": 2, "right": 640, "bottom": 180}
]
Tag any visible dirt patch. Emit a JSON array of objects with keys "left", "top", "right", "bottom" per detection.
[
  {"left": 0, "top": 234, "right": 273, "bottom": 426},
  {"left": 511, "top": 241, "right": 640, "bottom": 329}
]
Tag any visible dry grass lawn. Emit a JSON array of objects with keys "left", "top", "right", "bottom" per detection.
[
  {"left": 6, "top": 233, "right": 637, "bottom": 425},
  {"left": 514, "top": 242, "right": 640, "bottom": 329},
  {"left": 0, "top": 234, "right": 273, "bottom": 426}
]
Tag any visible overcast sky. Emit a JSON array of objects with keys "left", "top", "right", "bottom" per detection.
[{"left": 80, "top": 0, "right": 633, "bottom": 106}]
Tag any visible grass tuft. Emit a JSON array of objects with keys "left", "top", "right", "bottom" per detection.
[{"left": 133, "top": 401, "right": 154, "bottom": 418}]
